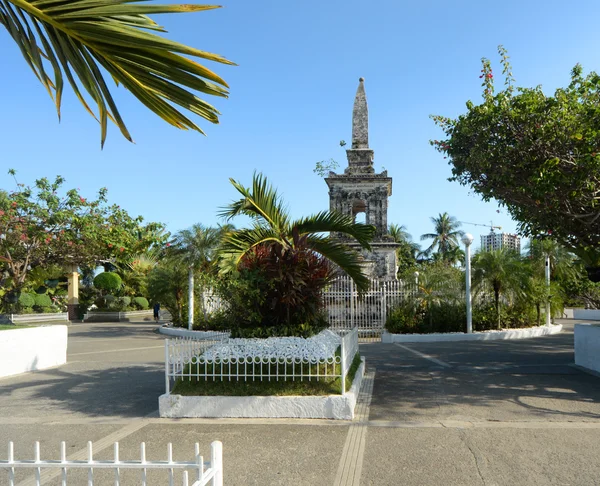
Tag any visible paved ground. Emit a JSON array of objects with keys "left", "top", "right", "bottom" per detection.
[{"left": 1, "top": 320, "right": 600, "bottom": 485}]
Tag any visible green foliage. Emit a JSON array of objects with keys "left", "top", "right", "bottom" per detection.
[
  {"left": 93, "top": 272, "right": 123, "bottom": 292},
  {"left": 432, "top": 46, "right": 600, "bottom": 272},
  {"left": 420, "top": 213, "right": 464, "bottom": 262},
  {"left": 0, "top": 171, "right": 167, "bottom": 298},
  {"left": 132, "top": 297, "right": 149, "bottom": 310},
  {"left": 119, "top": 296, "right": 132, "bottom": 308},
  {"left": 1, "top": 0, "right": 233, "bottom": 146},
  {"left": 18, "top": 292, "right": 35, "bottom": 308},
  {"left": 34, "top": 293, "right": 52, "bottom": 308},
  {"left": 147, "top": 257, "right": 187, "bottom": 323}
]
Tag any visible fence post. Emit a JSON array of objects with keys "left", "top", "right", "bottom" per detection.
[
  {"left": 211, "top": 441, "right": 223, "bottom": 486},
  {"left": 381, "top": 281, "right": 387, "bottom": 328},
  {"left": 340, "top": 334, "right": 346, "bottom": 395},
  {"left": 164, "top": 339, "right": 170, "bottom": 395},
  {"left": 350, "top": 278, "right": 355, "bottom": 330}
]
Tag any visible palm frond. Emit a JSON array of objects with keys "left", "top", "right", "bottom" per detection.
[
  {"left": 307, "top": 237, "right": 370, "bottom": 292},
  {"left": 218, "top": 225, "right": 282, "bottom": 270},
  {"left": 2, "top": 0, "right": 234, "bottom": 146},
  {"left": 218, "top": 173, "right": 290, "bottom": 236},
  {"left": 294, "top": 211, "right": 374, "bottom": 250}
]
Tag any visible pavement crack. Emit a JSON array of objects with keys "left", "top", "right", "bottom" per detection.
[{"left": 457, "top": 429, "right": 489, "bottom": 486}]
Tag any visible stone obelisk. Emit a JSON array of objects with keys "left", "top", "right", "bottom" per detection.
[{"left": 325, "top": 78, "right": 398, "bottom": 279}]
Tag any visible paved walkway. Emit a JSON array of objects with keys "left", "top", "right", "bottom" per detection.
[{"left": 1, "top": 320, "right": 600, "bottom": 485}]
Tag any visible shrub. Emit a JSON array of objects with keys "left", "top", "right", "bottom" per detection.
[
  {"left": 93, "top": 272, "right": 122, "bottom": 293},
  {"left": 385, "top": 301, "right": 423, "bottom": 334},
  {"left": 34, "top": 293, "right": 52, "bottom": 309},
  {"left": 18, "top": 292, "right": 36, "bottom": 308},
  {"left": 133, "top": 297, "right": 149, "bottom": 310},
  {"left": 119, "top": 296, "right": 132, "bottom": 308}
]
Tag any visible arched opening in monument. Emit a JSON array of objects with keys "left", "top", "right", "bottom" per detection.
[{"left": 352, "top": 199, "right": 367, "bottom": 224}]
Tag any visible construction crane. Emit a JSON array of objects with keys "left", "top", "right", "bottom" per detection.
[{"left": 459, "top": 221, "right": 502, "bottom": 232}]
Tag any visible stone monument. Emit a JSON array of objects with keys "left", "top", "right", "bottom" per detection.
[{"left": 325, "top": 78, "right": 399, "bottom": 279}]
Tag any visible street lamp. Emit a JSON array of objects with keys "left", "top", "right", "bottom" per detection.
[
  {"left": 545, "top": 254, "right": 551, "bottom": 326},
  {"left": 461, "top": 233, "right": 474, "bottom": 334},
  {"left": 413, "top": 271, "right": 419, "bottom": 286}
]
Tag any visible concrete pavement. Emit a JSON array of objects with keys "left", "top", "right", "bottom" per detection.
[{"left": 1, "top": 320, "right": 600, "bottom": 485}]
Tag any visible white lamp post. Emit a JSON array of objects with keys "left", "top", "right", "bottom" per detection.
[
  {"left": 545, "top": 254, "right": 551, "bottom": 326},
  {"left": 461, "top": 233, "right": 474, "bottom": 334},
  {"left": 414, "top": 271, "right": 419, "bottom": 286}
]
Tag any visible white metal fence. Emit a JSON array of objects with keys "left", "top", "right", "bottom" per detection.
[
  {"left": 1, "top": 440, "right": 223, "bottom": 486},
  {"left": 165, "top": 328, "right": 359, "bottom": 395}
]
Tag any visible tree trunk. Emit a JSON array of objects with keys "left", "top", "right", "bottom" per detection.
[
  {"left": 494, "top": 288, "right": 501, "bottom": 330},
  {"left": 188, "top": 267, "right": 194, "bottom": 331},
  {"left": 536, "top": 303, "right": 541, "bottom": 326}
]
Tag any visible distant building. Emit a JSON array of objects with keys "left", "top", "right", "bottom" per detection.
[{"left": 480, "top": 232, "right": 521, "bottom": 253}]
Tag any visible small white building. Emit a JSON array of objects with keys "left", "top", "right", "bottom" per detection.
[{"left": 480, "top": 231, "right": 521, "bottom": 253}]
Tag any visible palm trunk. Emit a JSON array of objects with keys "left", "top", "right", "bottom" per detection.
[
  {"left": 494, "top": 288, "right": 501, "bottom": 330},
  {"left": 188, "top": 267, "right": 194, "bottom": 331}
]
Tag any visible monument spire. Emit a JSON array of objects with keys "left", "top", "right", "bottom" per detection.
[{"left": 352, "top": 77, "right": 369, "bottom": 149}]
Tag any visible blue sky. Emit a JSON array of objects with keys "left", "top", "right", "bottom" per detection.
[{"left": 2, "top": 0, "right": 599, "bottom": 252}]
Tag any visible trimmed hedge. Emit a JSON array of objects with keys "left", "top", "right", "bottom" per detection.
[
  {"left": 93, "top": 272, "right": 122, "bottom": 292},
  {"left": 18, "top": 292, "right": 36, "bottom": 308},
  {"left": 34, "top": 294, "right": 52, "bottom": 308},
  {"left": 133, "top": 297, "right": 149, "bottom": 310}
]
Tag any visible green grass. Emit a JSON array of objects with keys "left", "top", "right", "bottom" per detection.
[{"left": 172, "top": 352, "right": 362, "bottom": 397}]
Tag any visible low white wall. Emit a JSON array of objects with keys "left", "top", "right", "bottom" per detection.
[
  {"left": 159, "top": 326, "right": 230, "bottom": 339},
  {"left": 159, "top": 359, "right": 365, "bottom": 420},
  {"left": 574, "top": 324, "right": 600, "bottom": 374},
  {"left": 572, "top": 309, "right": 600, "bottom": 321},
  {"left": 0, "top": 325, "right": 68, "bottom": 378},
  {"left": 382, "top": 324, "right": 563, "bottom": 343}
]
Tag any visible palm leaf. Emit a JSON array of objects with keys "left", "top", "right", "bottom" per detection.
[
  {"left": 294, "top": 211, "right": 374, "bottom": 250},
  {"left": 1, "top": 0, "right": 234, "bottom": 146},
  {"left": 218, "top": 226, "right": 283, "bottom": 270},
  {"left": 307, "top": 237, "right": 370, "bottom": 292}
]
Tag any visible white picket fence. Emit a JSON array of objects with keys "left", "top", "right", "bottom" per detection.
[
  {"left": 1, "top": 440, "right": 223, "bottom": 486},
  {"left": 165, "top": 328, "right": 359, "bottom": 395}
]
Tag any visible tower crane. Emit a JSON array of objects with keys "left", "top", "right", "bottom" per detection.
[{"left": 459, "top": 221, "right": 502, "bottom": 232}]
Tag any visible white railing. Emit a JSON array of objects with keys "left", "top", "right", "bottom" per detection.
[
  {"left": 165, "top": 328, "right": 359, "bottom": 395},
  {"left": 1, "top": 440, "right": 222, "bottom": 486},
  {"left": 5, "top": 313, "right": 69, "bottom": 324}
]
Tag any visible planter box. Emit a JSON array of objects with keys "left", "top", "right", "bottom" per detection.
[
  {"left": 382, "top": 324, "right": 563, "bottom": 343},
  {"left": 159, "top": 359, "right": 365, "bottom": 420},
  {"left": 0, "top": 325, "right": 68, "bottom": 378},
  {"left": 574, "top": 324, "right": 600, "bottom": 374}
]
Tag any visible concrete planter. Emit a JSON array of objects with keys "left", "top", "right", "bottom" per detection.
[
  {"left": 0, "top": 325, "right": 68, "bottom": 378},
  {"left": 382, "top": 324, "right": 563, "bottom": 343},
  {"left": 574, "top": 324, "right": 600, "bottom": 374},
  {"left": 159, "top": 359, "right": 365, "bottom": 420}
]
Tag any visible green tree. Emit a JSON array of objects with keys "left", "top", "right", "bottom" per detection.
[
  {"left": 147, "top": 256, "right": 188, "bottom": 325},
  {"left": 218, "top": 173, "right": 375, "bottom": 336},
  {"left": 0, "top": 170, "right": 164, "bottom": 297},
  {"left": 472, "top": 248, "right": 527, "bottom": 329},
  {"left": 389, "top": 224, "right": 420, "bottom": 275},
  {"left": 420, "top": 212, "right": 464, "bottom": 262},
  {"left": 432, "top": 45, "right": 600, "bottom": 279},
  {"left": 170, "top": 224, "right": 224, "bottom": 327},
  {"left": 1, "top": 0, "right": 234, "bottom": 146}
]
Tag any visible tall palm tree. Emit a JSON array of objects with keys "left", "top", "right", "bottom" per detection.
[
  {"left": 526, "top": 238, "right": 579, "bottom": 283},
  {"left": 218, "top": 173, "right": 375, "bottom": 292},
  {"left": 171, "top": 224, "right": 223, "bottom": 329},
  {"left": 420, "top": 212, "right": 464, "bottom": 260},
  {"left": 1, "top": 1, "right": 234, "bottom": 147},
  {"left": 472, "top": 248, "right": 527, "bottom": 329}
]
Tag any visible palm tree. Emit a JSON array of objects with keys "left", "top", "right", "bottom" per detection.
[
  {"left": 219, "top": 173, "right": 375, "bottom": 290},
  {"left": 526, "top": 239, "right": 579, "bottom": 283},
  {"left": 1, "top": 1, "right": 234, "bottom": 147},
  {"left": 218, "top": 173, "right": 375, "bottom": 334},
  {"left": 389, "top": 223, "right": 421, "bottom": 275},
  {"left": 171, "top": 224, "right": 223, "bottom": 329},
  {"left": 472, "top": 248, "right": 527, "bottom": 329},
  {"left": 420, "top": 213, "right": 464, "bottom": 261}
]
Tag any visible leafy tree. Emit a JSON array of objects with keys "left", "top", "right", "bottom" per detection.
[
  {"left": 218, "top": 173, "right": 375, "bottom": 336},
  {"left": 420, "top": 212, "right": 464, "bottom": 261},
  {"left": 1, "top": 0, "right": 234, "bottom": 146},
  {"left": 170, "top": 224, "right": 225, "bottom": 326},
  {"left": 147, "top": 256, "right": 188, "bottom": 324},
  {"left": 472, "top": 248, "right": 527, "bottom": 329},
  {"left": 389, "top": 224, "right": 420, "bottom": 275},
  {"left": 0, "top": 170, "right": 164, "bottom": 297},
  {"left": 432, "top": 45, "right": 600, "bottom": 278}
]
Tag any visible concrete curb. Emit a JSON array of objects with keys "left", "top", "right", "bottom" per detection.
[
  {"left": 158, "top": 325, "right": 230, "bottom": 339},
  {"left": 382, "top": 324, "right": 563, "bottom": 343},
  {"left": 159, "top": 358, "right": 366, "bottom": 420}
]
